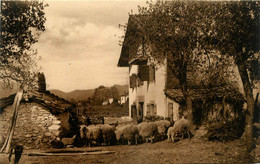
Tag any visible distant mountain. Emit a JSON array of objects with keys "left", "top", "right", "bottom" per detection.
[{"left": 50, "top": 84, "right": 128, "bottom": 102}]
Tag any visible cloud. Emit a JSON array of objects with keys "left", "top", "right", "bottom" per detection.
[{"left": 35, "top": 1, "right": 148, "bottom": 92}]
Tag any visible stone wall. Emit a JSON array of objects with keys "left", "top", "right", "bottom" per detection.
[{"left": 0, "top": 102, "right": 61, "bottom": 150}]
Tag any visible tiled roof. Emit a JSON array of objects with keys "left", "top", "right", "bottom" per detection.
[
  {"left": 118, "top": 15, "right": 148, "bottom": 67},
  {"left": 165, "top": 87, "right": 244, "bottom": 103}
]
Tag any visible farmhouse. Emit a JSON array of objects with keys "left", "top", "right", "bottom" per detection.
[
  {"left": 118, "top": 16, "right": 181, "bottom": 123},
  {"left": 118, "top": 15, "right": 244, "bottom": 124},
  {"left": 0, "top": 90, "right": 77, "bottom": 149},
  {"left": 120, "top": 92, "right": 129, "bottom": 105}
]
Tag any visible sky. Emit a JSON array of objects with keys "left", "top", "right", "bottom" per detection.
[{"left": 35, "top": 0, "right": 147, "bottom": 92}]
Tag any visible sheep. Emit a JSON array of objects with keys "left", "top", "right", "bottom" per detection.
[
  {"left": 154, "top": 120, "right": 171, "bottom": 140},
  {"left": 115, "top": 126, "right": 125, "bottom": 144},
  {"left": 122, "top": 124, "right": 139, "bottom": 145},
  {"left": 167, "top": 118, "right": 192, "bottom": 142},
  {"left": 138, "top": 122, "right": 158, "bottom": 143},
  {"left": 80, "top": 125, "right": 88, "bottom": 145},
  {"left": 86, "top": 125, "right": 103, "bottom": 146},
  {"left": 99, "top": 124, "right": 117, "bottom": 146},
  {"left": 61, "top": 135, "right": 76, "bottom": 146}
]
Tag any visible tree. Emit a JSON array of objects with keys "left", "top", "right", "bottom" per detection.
[
  {"left": 212, "top": 1, "right": 259, "bottom": 151},
  {"left": 92, "top": 86, "right": 112, "bottom": 105},
  {"left": 130, "top": 1, "right": 214, "bottom": 123},
  {"left": 110, "top": 86, "right": 120, "bottom": 100},
  {"left": 37, "top": 72, "right": 46, "bottom": 92},
  {"left": 0, "top": 1, "right": 47, "bottom": 153}
]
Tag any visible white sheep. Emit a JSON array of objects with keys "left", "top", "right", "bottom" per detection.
[
  {"left": 121, "top": 124, "right": 139, "bottom": 145},
  {"left": 154, "top": 120, "right": 171, "bottom": 140},
  {"left": 167, "top": 118, "right": 192, "bottom": 142},
  {"left": 115, "top": 126, "right": 125, "bottom": 144},
  {"left": 138, "top": 122, "right": 158, "bottom": 143},
  {"left": 86, "top": 125, "right": 102, "bottom": 146},
  {"left": 99, "top": 124, "right": 117, "bottom": 146}
]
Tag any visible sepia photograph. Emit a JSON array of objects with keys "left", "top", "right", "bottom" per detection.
[{"left": 0, "top": 0, "right": 259, "bottom": 163}]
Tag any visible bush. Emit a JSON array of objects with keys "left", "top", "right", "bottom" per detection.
[
  {"left": 205, "top": 116, "right": 245, "bottom": 142},
  {"left": 144, "top": 115, "right": 164, "bottom": 122}
]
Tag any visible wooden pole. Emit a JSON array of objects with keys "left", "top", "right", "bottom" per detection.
[{"left": 0, "top": 89, "right": 23, "bottom": 153}]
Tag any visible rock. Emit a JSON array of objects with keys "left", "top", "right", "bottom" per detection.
[
  {"left": 25, "top": 134, "right": 32, "bottom": 138},
  {"left": 53, "top": 120, "right": 61, "bottom": 125},
  {"left": 45, "top": 132, "right": 52, "bottom": 137},
  {"left": 52, "top": 130, "right": 60, "bottom": 137},
  {"left": 48, "top": 124, "right": 60, "bottom": 130}
]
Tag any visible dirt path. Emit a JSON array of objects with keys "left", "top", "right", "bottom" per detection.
[{"left": 0, "top": 138, "right": 255, "bottom": 164}]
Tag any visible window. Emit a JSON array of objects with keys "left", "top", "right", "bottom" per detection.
[
  {"left": 139, "top": 65, "right": 149, "bottom": 81},
  {"left": 146, "top": 103, "right": 157, "bottom": 116}
]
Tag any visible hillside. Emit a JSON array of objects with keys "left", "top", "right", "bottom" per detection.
[{"left": 50, "top": 84, "right": 128, "bottom": 102}]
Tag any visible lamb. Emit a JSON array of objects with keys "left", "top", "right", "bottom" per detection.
[
  {"left": 61, "top": 135, "right": 76, "bottom": 146},
  {"left": 167, "top": 118, "right": 192, "bottom": 142},
  {"left": 86, "top": 125, "right": 102, "bottom": 146},
  {"left": 138, "top": 122, "right": 158, "bottom": 143},
  {"left": 99, "top": 124, "right": 117, "bottom": 146},
  {"left": 155, "top": 120, "right": 171, "bottom": 140}
]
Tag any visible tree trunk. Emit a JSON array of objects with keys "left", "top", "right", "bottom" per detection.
[
  {"left": 237, "top": 63, "right": 255, "bottom": 152},
  {"left": 181, "top": 84, "right": 193, "bottom": 124}
]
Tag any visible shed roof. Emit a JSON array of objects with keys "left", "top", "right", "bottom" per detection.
[
  {"left": 165, "top": 86, "right": 244, "bottom": 103},
  {"left": 0, "top": 90, "right": 74, "bottom": 115}
]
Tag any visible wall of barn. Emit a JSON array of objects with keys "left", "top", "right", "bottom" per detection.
[{"left": 0, "top": 103, "right": 61, "bottom": 150}]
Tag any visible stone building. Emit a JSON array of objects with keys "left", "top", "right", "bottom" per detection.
[{"left": 0, "top": 90, "right": 76, "bottom": 150}]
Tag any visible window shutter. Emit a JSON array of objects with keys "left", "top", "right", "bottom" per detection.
[
  {"left": 149, "top": 66, "right": 155, "bottom": 82},
  {"left": 137, "top": 77, "right": 144, "bottom": 86},
  {"left": 130, "top": 74, "right": 137, "bottom": 88},
  {"left": 139, "top": 65, "right": 149, "bottom": 81},
  {"left": 146, "top": 104, "right": 150, "bottom": 115},
  {"left": 153, "top": 104, "right": 157, "bottom": 115},
  {"left": 130, "top": 76, "right": 133, "bottom": 88}
]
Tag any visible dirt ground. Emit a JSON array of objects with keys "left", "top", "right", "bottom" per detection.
[{"left": 0, "top": 138, "right": 257, "bottom": 164}]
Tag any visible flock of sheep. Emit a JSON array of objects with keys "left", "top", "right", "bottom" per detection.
[{"left": 79, "top": 117, "right": 192, "bottom": 146}]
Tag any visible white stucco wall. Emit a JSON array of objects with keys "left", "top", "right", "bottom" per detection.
[
  {"left": 129, "top": 65, "right": 138, "bottom": 117},
  {"left": 128, "top": 60, "right": 175, "bottom": 118}
]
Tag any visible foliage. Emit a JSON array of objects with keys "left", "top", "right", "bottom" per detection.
[
  {"left": 205, "top": 116, "right": 245, "bottom": 142},
  {"left": 0, "top": 1, "right": 47, "bottom": 89},
  {"left": 210, "top": 1, "right": 259, "bottom": 150},
  {"left": 92, "top": 86, "right": 112, "bottom": 105},
  {"left": 110, "top": 86, "right": 120, "bottom": 100},
  {"left": 130, "top": 1, "right": 225, "bottom": 123},
  {"left": 144, "top": 115, "right": 164, "bottom": 122},
  {"left": 92, "top": 85, "right": 121, "bottom": 105}
]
